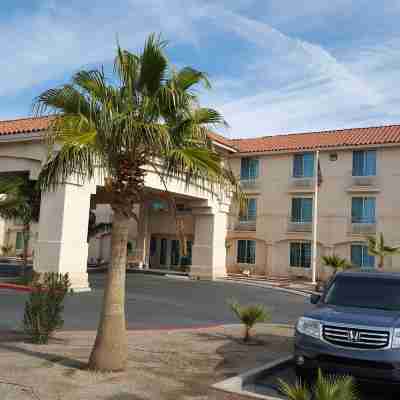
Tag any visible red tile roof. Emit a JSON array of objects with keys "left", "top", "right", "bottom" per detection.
[
  {"left": 230, "top": 125, "right": 400, "bottom": 153},
  {"left": 0, "top": 116, "right": 52, "bottom": 136},
  {"left": 1, "top": 117, "right": 400, "bottom": 154}
]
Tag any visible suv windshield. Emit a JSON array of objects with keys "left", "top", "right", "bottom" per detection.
[{"left": 324, "top": 276, "right": 400, "bottom": 311}]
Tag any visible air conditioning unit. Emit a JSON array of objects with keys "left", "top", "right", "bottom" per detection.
[{"left": 291, "top": 178, "right": 313, "bottom": 188}]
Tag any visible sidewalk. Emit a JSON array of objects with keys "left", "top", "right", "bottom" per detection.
[{"left": 221, "top": 274, "right": 319, "bottom": 296}]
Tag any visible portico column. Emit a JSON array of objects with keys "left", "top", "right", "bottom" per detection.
[
  {"left": 191, "top": 201, "right": 229, "bottom": 280},
  {"left": 34, "top": 182, "right": 95, "bottom": 291}
]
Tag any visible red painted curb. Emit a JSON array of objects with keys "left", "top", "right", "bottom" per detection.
[{"left": 0, "top": 283, "right": 32, "bottom": 292}]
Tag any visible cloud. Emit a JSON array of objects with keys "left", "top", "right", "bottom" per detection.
[
  {"left": 200, "top": 8, "right": 400, "bottom": 137},
  {"left": 1, "top": 0, "right": 400, "bottom": 137}
]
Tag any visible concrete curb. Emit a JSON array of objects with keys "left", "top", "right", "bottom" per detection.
[
  {"left": 0, "top": 283, "right": 31, "bottom": 292},
  {"left": 218, "top": 278, "right": 313, "bottom": 298},
  {"left": 212, "top": 355, "right": 293, "bottom": 399}
]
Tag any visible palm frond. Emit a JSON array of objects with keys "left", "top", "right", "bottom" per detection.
[{"left": 138, "top": 33, "right": 168, "bottom": 95}]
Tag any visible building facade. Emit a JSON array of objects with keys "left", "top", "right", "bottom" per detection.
[{"left": 1, "top": 117, "right": 400, "bottom": 286}]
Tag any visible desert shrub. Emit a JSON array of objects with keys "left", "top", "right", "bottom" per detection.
[
  {"left": 23, "top": 272, "right": 71, "bottom": 344},
  {"left": 229, "top": 299, "right": 270, "bottom": 342},
  {"left": 279, "top": 369, "right": 358, "bottom": 400}
]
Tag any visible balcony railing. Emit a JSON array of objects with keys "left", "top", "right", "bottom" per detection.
[
  {"left": 240, "top": 178, "right": 259, "bottom": 190},
  {"left": 288, "top": 177, "right": 314, "bottom": 192},
  {"left": 348, "top": 175, "right": 379, "bottom": 192},
  {"left": 351, "top": 222, "right": 376, "bottom": 235},
  {"left": 287, "top": 221, "right": 312, "bottom": 232},
  {"left": 234, "top": 219, "right": 257, "bottom": 231}
]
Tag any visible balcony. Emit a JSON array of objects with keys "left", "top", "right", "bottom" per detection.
[
  {"left": 287, "top": 221, "right": 312, "bottom": 233},
  {"left": 288, "top": 177, "right": 314, "bottom": 193},
  {"left": 348, "top": 175, "right": 380, "bottom": 193},
  {"left": 234, "top": 219, "right": 257, "bottom": 231},
  {"left": 350, "top": 222, "right": 376, "bottom": 235},
  {"left": 240, "top": 178, "right": 260, "bottom": 191}
]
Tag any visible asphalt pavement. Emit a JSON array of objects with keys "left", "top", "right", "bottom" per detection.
[{"left": 0, "top": 273, "right": 312, "bottom": 331}]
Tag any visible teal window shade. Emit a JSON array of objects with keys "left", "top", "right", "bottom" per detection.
[
  {"left": 240, "top": 198, "right": 257, "bottom": 221},
  {"left": 352, "top": 197, "right": 375, "bottom": 223},
  {"left": 293, "top": 153, "right": 314, "bottom": 178},
  {"left": 290, "top": 242, "right": 311, "bottom": 268},
  {"left": 351, "top": 244, "right": 375, "bottom": 269},
  {"left": 181, "top": 240, "right": 192, "bottom": 266},
  {"left": 241, "top": 158, "right": 259, "bottom": 180},
  {"left": 171, "top": 240, "right": 180, "bottom": 266},
  {"left": 291, "top": 198, "right": 312, "bottom": 223},
  {"left": 352, "top": 150, "right": 376, "bottom": 176},
  {"left": 237, "top": 240, "right": 256, "bottom": 264},
  {"left": 15, "top": 232, "right": 23, "bottom": 250}
]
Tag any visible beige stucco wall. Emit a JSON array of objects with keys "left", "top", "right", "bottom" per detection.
[{"left": 227, "top": 145, "right": 400, "bottom": 280}]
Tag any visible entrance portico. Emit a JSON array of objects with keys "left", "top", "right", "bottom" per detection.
[{"left": 0, "top": 118, "right": 234, "bottom": 290}]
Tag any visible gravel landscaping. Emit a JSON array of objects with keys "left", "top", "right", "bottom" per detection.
[{"left": 0, "top": 324, "right": 293, "bottom": 400}]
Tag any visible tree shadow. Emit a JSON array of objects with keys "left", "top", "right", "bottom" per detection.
[
  {"left": 104, "top": 394, "right": 145, "bottom": 400},
  {"left": 0, "top": 340, "right": 86, "bottom": 369}
]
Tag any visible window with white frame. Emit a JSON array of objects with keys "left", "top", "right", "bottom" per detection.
[
  {"left": 293, "top": 153, "right": 314, "bottom": 178},
  {"left": 240, "top": 198, "right": 257, "bottom": 222},
  {"left": 237, "top": 240, "right": 256, "bottom": 264},
  {"left": 352, "top": 150, "right": 376, "bottom": 176},
  {"left": 290, "top": 242, "right": 311, "bottom": 268},
  {"left": 351, "top": 197, "right": 376, "bottom": 223},
  {"left": 240, "top": 157, "right": 259, "bottom": 180},
  {"left": 291, "top": 198, "right": 312, "bottom": 223},
  {"left": 351, "top": 243, "right": 375, "bottom": 269}
]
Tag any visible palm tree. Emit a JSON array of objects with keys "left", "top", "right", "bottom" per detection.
[
  {"left": 321, "top": 254, "right": 352, "bottom": 275},
  {"left": 229, "top": 300, "right": 270, "bottom": 342},
  {"left": 279, "top": 369, "right": 358, "bottom": 400},
  {"left": 0, "top": 175, "right": 40, "bottom": 275},
  {"left": 366, "top": 232, "right": 400, "bottom": 270},
  {"left": 34, "top": 34, "right": 241, "bottom": 371}
]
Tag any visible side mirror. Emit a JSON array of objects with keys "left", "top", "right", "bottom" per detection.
[{"left": 310, "top": 293, "right": 321, "bottom": 304}]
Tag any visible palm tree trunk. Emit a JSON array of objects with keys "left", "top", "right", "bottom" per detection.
[
  {"left": 88, "top": 211, "right": 129, "bottom": 371},
  {"left": 21, "top": 223, "right": 30, "bottom": 277},
  {"left": 379, "top": 256, "right": 384, "bottom": 270}
]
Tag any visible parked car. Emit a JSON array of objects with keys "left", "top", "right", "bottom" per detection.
[{"left": 295, "top": 271, "right": 400, "bottom": 384}]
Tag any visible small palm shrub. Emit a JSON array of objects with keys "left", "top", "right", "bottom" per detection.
[
  {"left": 23, "top": 272, "right": 71, "bottom": 344},
  {"left": 229, "top": 300, "right": 270, "bottom": 342},
  {"left": 279, "top": 369, "right": 358, "bottom": 400},
  {"left": 322, "top": 254, "right": 352, "bottom": 274}
]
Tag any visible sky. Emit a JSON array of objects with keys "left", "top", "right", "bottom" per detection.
[{"left": 1, "top": 0, "right": 400, "bottom": 138}]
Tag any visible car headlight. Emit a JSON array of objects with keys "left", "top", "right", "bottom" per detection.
[
  {"left": 296, "top": 317, "right": 321, "bottom": 339},
  {"left": 392, "top": 328, "right": 400, "bottom": 348}
]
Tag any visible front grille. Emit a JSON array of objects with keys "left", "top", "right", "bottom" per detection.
[{"left": 323, "top": 324, "right": 390, "bottom": 349}]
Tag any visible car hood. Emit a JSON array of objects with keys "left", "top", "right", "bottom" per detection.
[{"left": 304, "top": 305, "right": 400, "bottom": 328}]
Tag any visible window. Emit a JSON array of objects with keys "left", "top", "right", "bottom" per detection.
[
  {"left": 150, "top": 236, "right": 157, "bottom": 257},
  {"left": 240, "top": 157, "right": 259, "bottom": 180},
  {"left": 290, "top": 242, "right": 311, "bottom": 268},
  {"left": 237, "top": 240, "right": 256, "bottom": 264},
  {"left": 160, "top": 238, "right": 167, "bottom": 265},
  {"left": 351, "top": 244, "right": 375, "bottom": 269},
  {"left": 351, "top": 197, "right": 375, "bottom": 223},
  {"left": 240, "top": 198, "right": 257, "bottom": 222},
  {"left": 181, "top": 241, "right": 192, "bottom": 266},
  {"left": 15, "top": 232, "right": 23, "bottom": 251},
  {"left": 171, "top": 240, "right": 180, "bottom": 266},
  {"left": 293, "top": 153, "right": 314, "bottom": 178},
  {"left": 352, "top": 150, "right": 376, "bottom": 176},
  {"left": 291, "top": 198, "right": 312, "bottom": 223}
]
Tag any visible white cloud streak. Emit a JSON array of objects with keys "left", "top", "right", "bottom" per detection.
[{"left": 1, "top": 0, "right": 400, "bottom": 137}]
